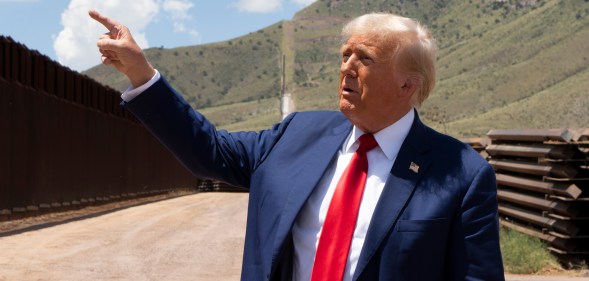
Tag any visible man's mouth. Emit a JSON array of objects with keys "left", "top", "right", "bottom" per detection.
[{"left": 342, "top": 87, "right": 356, "bottom": 94}]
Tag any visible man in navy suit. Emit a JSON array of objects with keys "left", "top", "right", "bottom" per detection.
[{"left": 90, "top": 10, "right": 504, "bottom": 281}]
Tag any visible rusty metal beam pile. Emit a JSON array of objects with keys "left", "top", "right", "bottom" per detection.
[
  {"left": 197, "top": 180, "right": 245, "bottom": 193},
  {"left": 485, "top": 129, "right": 589, "bottom": 256}
]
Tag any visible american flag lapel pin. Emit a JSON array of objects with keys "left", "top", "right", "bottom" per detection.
[{"left": 409, "top": 162, "right": 420, "bottom": 174}]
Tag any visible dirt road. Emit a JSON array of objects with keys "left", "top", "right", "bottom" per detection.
[
  {"left": 0, "top": 193, "right": 247, "bottom": 281},
  {"left": 0, "top": 193, "right": 587, "bottom": 281}
]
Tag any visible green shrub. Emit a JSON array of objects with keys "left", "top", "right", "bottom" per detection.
[{"left": 500, "top": 227, "right": 561, "bottom": 274}]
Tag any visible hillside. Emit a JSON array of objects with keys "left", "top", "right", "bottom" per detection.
[{"left": 84, "top": 0, "right": 589, "bottom": 137}]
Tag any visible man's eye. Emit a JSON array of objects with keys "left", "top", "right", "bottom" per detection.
[
  {"left": 361, "top": 56, "right": 373, "bottom": 62},
  {"left": 342, "top": 54, "right": 351, "bottom": 61}
]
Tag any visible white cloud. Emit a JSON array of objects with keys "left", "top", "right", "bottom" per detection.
[
  {"left": 231, "top": 0, "right": 282, "bottom": 13},
  {"left": 53, "top": 0, "right": 199, "bottom": 71},
  {"left": 163, "top": 0, "right": 192, "bottom": 20},
  {"left": 290, "top": 0, "right": 315, "bottom": 6},
  {"left": 173, "top": 22, "right": 186, "bottom": 32},
  {"left": 54, "top": 0, "right": 158, "bottom": 71},
  {"left": 162, "top": 0, "right": 199, "bottom": 38}
]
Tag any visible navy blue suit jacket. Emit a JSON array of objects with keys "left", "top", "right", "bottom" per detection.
[{"left": 124, "top": 77, "right": 504, "bottom": 281}]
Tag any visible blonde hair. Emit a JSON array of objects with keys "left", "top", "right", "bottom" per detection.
[{"left": 342, "top": 13, "right": 437, "bottom": 107}]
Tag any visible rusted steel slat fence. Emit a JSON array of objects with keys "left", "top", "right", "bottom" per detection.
[{"left": 1, "top": 36, "right": 204, "bottom": 216}]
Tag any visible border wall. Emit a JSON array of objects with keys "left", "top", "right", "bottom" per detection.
[{"left": 0, "top": 36, "right": 204, "bottom": 217}]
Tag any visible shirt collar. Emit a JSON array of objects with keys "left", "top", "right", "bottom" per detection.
[{"left": 345, "top": 109, "right": 415, "bottom": 161}]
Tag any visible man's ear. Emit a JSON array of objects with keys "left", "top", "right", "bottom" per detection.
[{"left": 399, "top": 75, "right": 421, "bottom": 98}]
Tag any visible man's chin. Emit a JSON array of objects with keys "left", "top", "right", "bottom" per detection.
[{"left": 339, "top": 102, "right": 358, "bottom": 119}]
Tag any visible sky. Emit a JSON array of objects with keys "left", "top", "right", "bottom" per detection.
[{"left": 0, "top": 0, "right": 316, "bottom": 72}]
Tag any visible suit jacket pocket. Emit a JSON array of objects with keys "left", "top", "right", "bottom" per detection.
[
  {"left": 396, "top": 218, "right": 447, "bottom": 232},
  {"left": 394, "top": 218, "right": 449, "bottom": 278}
]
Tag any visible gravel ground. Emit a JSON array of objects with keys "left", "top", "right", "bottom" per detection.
[
  {"left": 0, "top": 193, "right": 247, "bottom": 281},
  {"left": 0, "top": 192, "right": 587, "bottom": 281},
  {"left": 505, "top": 274, "right": 588, "bottom": 281}
]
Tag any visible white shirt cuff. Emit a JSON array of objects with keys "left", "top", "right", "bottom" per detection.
[{"left": 121, "top": 70, "right": 161, "bottom": 102}]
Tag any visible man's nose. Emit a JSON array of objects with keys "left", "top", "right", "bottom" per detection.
[{"left": 340, "top": 57, "right": 358, "bottom": 78}]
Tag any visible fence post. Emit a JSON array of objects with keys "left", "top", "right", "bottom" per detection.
[
  {"left": 64, "top": 70, "right": 74, "bottom": 102},
  {"left": 10, "top": 41, "right": 20, "bottom": 82},
  {"left": 45, "top": 57, "right": 55, "bottom": 95},
  {"left": 0, "top": 37, "right": 6, "bottom": 79},
  {"left": 56, "top": 67, "right": 65, "bottom": 99},
  {"left": 89, "top": 82, "right": 97, "bottom": 109},
  {"left": 3, "top": 38, "right": 13, "bottom": 81},
  {"left": 31, "top": 51, "right": 44, "bottom": 92},
  {"left": 74, "top": 74, "right": 83, "bottom": 104},
  {"left": 22, "top": 44, "right": 32, "bottom": 87},
  {"left": 9, "top": 82, "right": 32, "bottom": 213},
  {"left": 104, "top": 87, "right": 113, "bottom": 114},
  {"left": 0, "top": 78, "right": 11, "bottom": 212}
]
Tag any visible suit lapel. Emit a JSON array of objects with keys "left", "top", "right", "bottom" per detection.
[
  {"left": 271, "top": 120, "right": 352, "bottom": 267},
  {"left": 353, "top": 112, "right": 432, "bottom": 280}
]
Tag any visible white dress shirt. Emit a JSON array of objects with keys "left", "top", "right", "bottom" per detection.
[
  {"left": 291, "top": 109, "right": 414, "bottom": 281},
  {"left": 121, "top": 70, "right": 161, "bottom": 102}
]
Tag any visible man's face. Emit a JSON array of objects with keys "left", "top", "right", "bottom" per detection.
[{"left": 339, "top": 34, "right": 412, "bottom": 133}]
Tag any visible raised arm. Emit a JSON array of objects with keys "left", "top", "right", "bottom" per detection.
[{"left": 88, "top": 10, "right": 156, "bottom": 88}]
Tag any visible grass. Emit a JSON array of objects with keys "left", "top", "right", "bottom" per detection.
[
  {"left": 500, "top": 227, "right": 562, "bottom": 274},
  {"left": 441, "top": 66, "right": 589, "bottom": 137}
]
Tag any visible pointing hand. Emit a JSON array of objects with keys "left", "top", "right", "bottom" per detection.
[{"left": 89, "top": 9, "right": 156, "bottom": 88}]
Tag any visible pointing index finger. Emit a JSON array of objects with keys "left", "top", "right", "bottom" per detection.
[{"left": 89, "top": 9, "right": 120, "bottom": 32}]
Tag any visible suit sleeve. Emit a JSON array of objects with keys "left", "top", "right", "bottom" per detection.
[
  {"left": 447, "top": 163, "right": 505, "bottom": 281},
  {"left": 122, "top": 76, "right": 292, "bottom": 188}
]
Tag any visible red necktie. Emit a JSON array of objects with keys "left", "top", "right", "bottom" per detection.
[{"left": 311, "top": 134, "right": 378, "bottom": 281}]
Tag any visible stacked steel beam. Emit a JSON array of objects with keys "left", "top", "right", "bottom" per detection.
[
  {"left": 197, "top": 179, "right": 246, "bottom": 193},
  {"left": 461, "top": 137, "right": 490, "bottom": 159},
  {"left": 486, "top": 129, "right": 589, "bottom": 255}
]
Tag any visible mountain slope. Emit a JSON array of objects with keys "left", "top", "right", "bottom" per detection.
[{"left": 84, "top": 0, "right": 589, "bottom": 136}]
